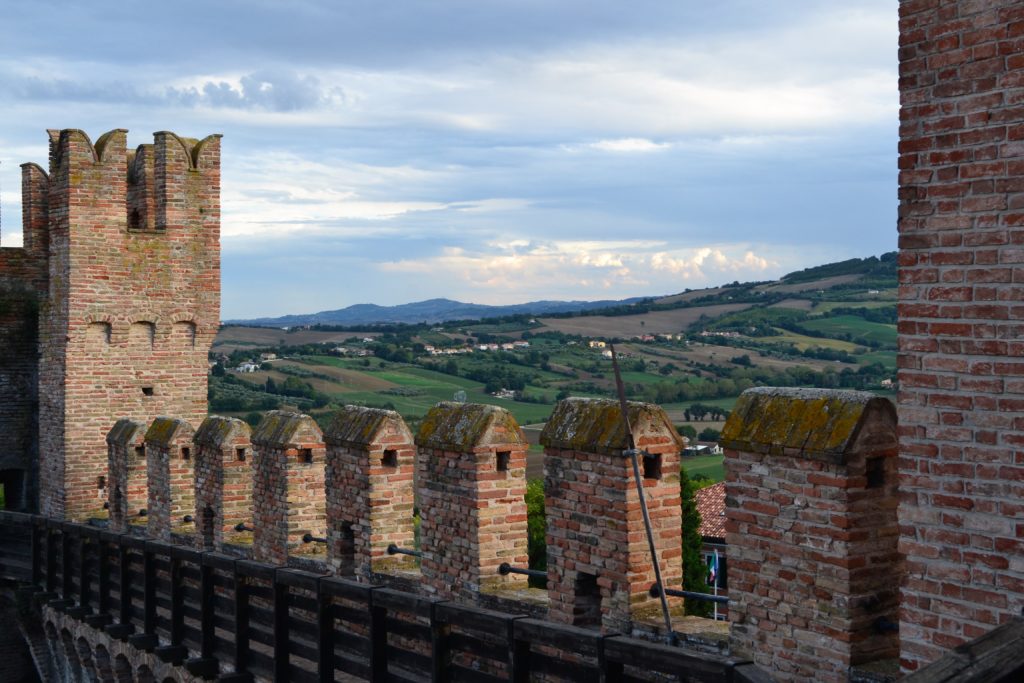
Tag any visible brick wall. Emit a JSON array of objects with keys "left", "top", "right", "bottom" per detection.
[
  {"left": 540, "top": 397, "right": 683, "bottom": 635},
  {"left": 251, "top": 411, "right": 325, "bottom": 565},
  {"left": 721, "top": 388, "right": 900, "bottom": 682},
  {"left": 193, "top": 416, "right": 252, "bottom": 551},
  {"left": 33, "top": 129, "right": 221, "bottom": 520},
  {"left": 144, "top": 417, "right": 196, "bottom": 542},
  {"left": 105, "top": 418, "right": 147, "bottom": 533},
  {"left": 416, "top": 402, "right": 530, "bottom": 601},
  {"left": 898, "top": 0, "right": 1024, "bottom": 671},
  {"left": 323, "top": 406, "right": 416, "bottom": 579},
  {"left": 0, "top": 162, "right": 49, "bottom": 511}
]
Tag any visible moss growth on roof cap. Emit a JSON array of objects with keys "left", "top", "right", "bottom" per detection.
[
  {"left": 415, "top": 402, "right": 527, "bottom": 451},
  {"left": 194, "top": 416, "right": 251, "bottom": 447},
  {"left": 106, "top": 418, "right": 146, "bottom": 447},
  {"left": 323, "top": 405, "right": 412, "bottom": 448},
  {"left": 251, "top": 410, "right": 323, "bottom": 447},
  {"left": 540, "top": 397, "right": 684, "bottom": 454},
  {"left": 720, "top": 387, "right": 896, "bottom": 463},
  {"left": 144, "top": 417, "right": 195, "bottom": 447}
]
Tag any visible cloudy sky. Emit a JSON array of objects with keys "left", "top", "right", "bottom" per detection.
[{"left": 0, "top": 1, "right": 898, "bottom": 319}]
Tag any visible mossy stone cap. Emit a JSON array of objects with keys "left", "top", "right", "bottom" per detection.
[
  {"left": 106, "top": 418, "right": 146, "bottom": 447},
  {"left": 416, "top": 402, "right": 527, "bottom": 451},
  {"left": 194, "top": 415, "right": 251, "bottom": 447},
  {"left": 539, "top": 397, "right": 684, "bottom": 454},
  {"left": 144, "top": 416, "right": 195, "bottom": 447},
  {"left": 323, "top": 405, "right": 412, "bottom": 447},
  {"left": 720, "top": 387, "right": 897, "bottom": 463},
  {"left": 251, "top": 410, "right": 323, "bottom": 447}
]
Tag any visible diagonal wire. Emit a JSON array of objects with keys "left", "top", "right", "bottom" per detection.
[{"left": 610, "top": 343, "right": 676, "bottom": 645}]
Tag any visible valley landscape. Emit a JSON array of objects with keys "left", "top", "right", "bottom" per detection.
[{"left": 211, "top": 252, "right": 898, "bottom": 482}]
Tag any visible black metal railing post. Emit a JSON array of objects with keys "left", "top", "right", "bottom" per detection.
[
  {"left": 45, "top": 525, "right": 57, "bottom": 593},
  {"left": 316, "top": 576, "right": 333, "bottom": 683},
  {"left": 274, "top": 574, "right": 290, "bottom": 681},
  {"left": 184, "top": 552, "right": 225, "bottom": 679},
  {"left": 233, "top": 563, "right": 251, "bottom": 674},
  {"left": 30, "top": 517, "right": 43, "bottom": 588},
  {"left": 127, "top": 543, "right": 158, "bottom": 651}
]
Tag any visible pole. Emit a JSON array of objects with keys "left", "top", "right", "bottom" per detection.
[{"left": 611, "top": 344, "right": 676, "bottom": 645}]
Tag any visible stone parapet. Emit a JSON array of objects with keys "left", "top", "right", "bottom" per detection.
[
  {"left": 540, "top": 397, "right": 683, "bottom": 635},
  {"left": 416, "top": 402, "right": 529, "bottom": 600},
  {"left": 721, "top": 387, "right": 899, "bottom": 682},
  {"left": 323, "top": 406, "right": 416, "bottom": 579}
]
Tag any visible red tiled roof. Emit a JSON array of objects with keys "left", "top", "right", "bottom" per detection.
[{"left": 695, "top": 481, "right": 726, "bottom": 541}]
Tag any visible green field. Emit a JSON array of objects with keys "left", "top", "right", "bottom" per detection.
[
  {"left": 763, "top": 329, "right": 863, "bottom": 352},
  {"left": 810, "top": 301, "right": 895, "bottom": 315},
  {"left": 682, "top": 454, "right": 725, "bottom": 483},
  {"left": 799, "top": 315, "right": 897, "bottom": 347}
]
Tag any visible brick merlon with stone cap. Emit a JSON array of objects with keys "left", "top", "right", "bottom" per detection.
[
  {"left": 415, "top": 402, "right": 529, "bottom": 600},
  {"left": 193, "top": 415, "right": 252, "bottom": 551},
  {"left": 721, "top": 387, "right": 899, "bottom": 683},
  {"left": 540, "top": 397, "right": 683, "bottom": 635},
  {"left": 251, "top": 411, "right": 326, "bottom": 566},
  {"left": 539, "top": 396, "right": 685, "bottom": 454},
  {"left": 106, "top": 418, "right": 147, "bottom": 533},
  {"left": 144, "top": 417, "right": 197, "bottom": 541},
  {"left": 720, "top": 386, "right": 898, "bottom": 462},
  {"left": 416, "top": 401, "right": 528, "bottom": 452},
  {"left": 324, "top": 406, "right": 416, "bottom": 579}
]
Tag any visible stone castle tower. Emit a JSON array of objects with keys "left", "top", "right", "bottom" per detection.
[{"left": 0, "top": 128, "right": 221, "bottom": 519}]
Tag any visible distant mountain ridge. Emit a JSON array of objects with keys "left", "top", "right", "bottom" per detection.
[
  {"left": 228, "top": 252, "right": 897, "bottom": 328},
  {"left": 229, "top": 296, "right": 649, "bottom": 327}
]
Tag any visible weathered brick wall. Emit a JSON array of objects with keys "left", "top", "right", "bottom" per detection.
[
  {"left": 721, "top": 388, "right": 900, "bottom": 682},
  {"left": 193, "top": 416, "right": 252, "bottom": 550},
  {"left": 416, "top": 402, "right": 530, "bottom": 601},
  {"left": 898, "top": 0, "right": 1024, "bottom": 671},
  {"left": 0, "top": 162, "right": 49, "bottom": 511},
  {"left": 540, "top": 397, "right": 683, "bottom": 635},
  {"left": 105, "top": 418, "right": 147, "bottom": 533},
  {"left": 144, "top": 417, "right": 196, "bottom": 542},
  {"left": 34, "top": 128, "right": 221, "bottom": 520},
  {"left": 324, "top": 406, "right": 416, "bottom": 579},
  {"left": 251, "top": 411, "right": 325, "bottom": 565}
]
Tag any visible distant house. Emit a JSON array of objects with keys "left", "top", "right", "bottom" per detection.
[
  {"left": 695, "top": 481, "right": 728, "bottom": 620},
  {"left": 259, "top": 352, "right": 277, "bottom": 362},
  {"left": 588, "top": 340, "right": 606, "bottom": 349},
  {"left": 684, "top": 442, "right": 722, "bottom": 456},
  {"left": 601, "top": 349, "right": 614, "bottom": 359},
  {"left": 236, "top": 362, "right": 259, "bottom": 373}
]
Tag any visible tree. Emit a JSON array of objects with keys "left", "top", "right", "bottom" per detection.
[
  {"left": 525, "top": 480, "right": 546, "bottom": 588},
  {"left": 680, "top": 467, "right": 711, "bottom": 617},
  {"left": 699, "top": 427, "right": 721, "bottom": 442},
  {"left": 677, "top": 424, "right": 697, "bottom": 440}
]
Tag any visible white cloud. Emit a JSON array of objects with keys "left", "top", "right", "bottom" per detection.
[
  {"left": 379, "top": 240, "right": 781, "bottom": 303},
  {"left": 587, "top": 138, "right": 671, "bottom": 153}
]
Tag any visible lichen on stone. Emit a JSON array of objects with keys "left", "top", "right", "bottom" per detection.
[
  {"left": 323, "top": 405, "right": 411, "bottom": 448},
  {"left": 195, "top": 415, "right": 251, "bottom": 447},
  {"left": 252, "top": 410, "right": 322, "bottom": 447},
  {"left": 106, "top": 418, "right": 146, "bottom": 447},
  {"left": 415, "top": 402, "right": 526, "bottom": 451},
  {"left": 539, "top": 397, "right": 683, "bottom": 454},
  {"left": 144, "top": 416, "right": 194, "bottom": 447},
  {"left": 720, "top": 387, "right": 896, "bottom": 463}
]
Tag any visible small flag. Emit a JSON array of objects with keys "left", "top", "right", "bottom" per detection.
[{"left": 708, "top": 550, "right": 719, "bottom": 586}]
